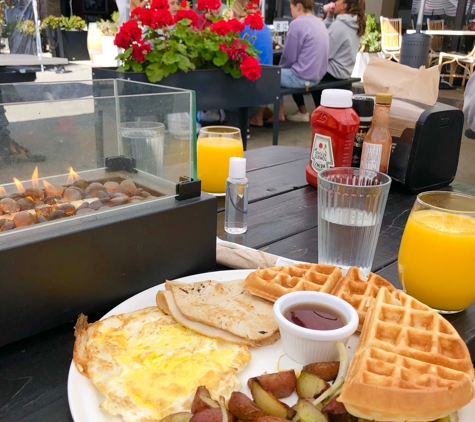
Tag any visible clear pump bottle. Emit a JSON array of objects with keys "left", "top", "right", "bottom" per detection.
[{"left": 224, "top": 157, "right": 248, "bottom": 234}]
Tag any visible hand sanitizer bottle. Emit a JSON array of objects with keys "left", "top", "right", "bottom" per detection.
[{"left": 224, "top": 157, "right": 248, "bottom": 234}]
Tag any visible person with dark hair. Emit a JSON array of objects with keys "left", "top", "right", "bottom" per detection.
[
  {"left": 464, "top": 72, "right": 475, "bottom": 139},
  {"left": 288, "top": 0, "right": 366, "bottom": 122},
  {"left": 249, "top": 0, "right": 329, "bottom": 127}
]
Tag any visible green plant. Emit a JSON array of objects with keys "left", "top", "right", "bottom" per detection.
[
  {"left": 359, "top": 14, "right": 381, "bottom": 53},
  {"left": 42, "top": 15, "right": 61, "bottom": 30},
  {"left": 17, "top": 19, "right": 39, "bottom": 35},
  {"left": 97, "top": 11, "right": 119, "bottom": 36},
  {"left": 59, "top": 15, "right": 87, "bottom": 31}
]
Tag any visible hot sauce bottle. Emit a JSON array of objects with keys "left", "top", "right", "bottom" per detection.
[
  {"left": 359, "top": 93, "right": 393, "bottom": 174},
  {"left": 306, "top": 89, "right": 360, "bottom": 187}
]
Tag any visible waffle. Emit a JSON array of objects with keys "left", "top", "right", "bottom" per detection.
[
  {"left": 339, "top": 287, "right": 475, "bottom": 422},
  {"left": 330, "top": 267, "right": 401, "bottom": 331},
  {"left": 243, "top": 263, "right": 342, "bottom": 302}
]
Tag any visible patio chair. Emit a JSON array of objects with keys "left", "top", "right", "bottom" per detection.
[
  {"left": 427, "top": 18, "right": 444, "bottom": 67},
  {"left": 438, "top": 45, "right": 475, "bottom": 87},
  {"left": 380, "top": 17, "right": 402, "bottom": 62}
]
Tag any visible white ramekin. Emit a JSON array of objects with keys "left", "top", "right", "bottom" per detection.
[{"left": 273, "top": 291, "right": 358, "bottom": 364}]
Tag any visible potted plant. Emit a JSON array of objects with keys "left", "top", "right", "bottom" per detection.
[
  {"left": 11, "top": 19, "right": 39, "bottom": 54},
  {"left": 113, "top": 0, "right": 264, "bottom": 82},
  {"left": 94, "top": 11, "right": 120, "bottom": 65},
  {"left": 42, "top": 15, "right": 89, "bottom": 60},
  {"left": 352, "top": 13, "right": 381, "bottom": 79}
]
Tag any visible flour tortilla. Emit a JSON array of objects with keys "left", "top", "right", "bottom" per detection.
[{"left": 163, "top": 279, "right": 279, "bottom": 346}]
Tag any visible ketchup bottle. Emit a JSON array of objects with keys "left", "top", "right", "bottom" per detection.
[{"left": 306, "top": 89, "right": 360, "bottom": 187}]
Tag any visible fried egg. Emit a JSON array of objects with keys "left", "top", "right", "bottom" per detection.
[{"left": 73, "top": 306, "right": 251, "bottom": 422}]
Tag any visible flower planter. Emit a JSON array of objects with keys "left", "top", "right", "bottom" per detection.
[{"left": 92, "top": 66, "right": 281, "bottom": 111}]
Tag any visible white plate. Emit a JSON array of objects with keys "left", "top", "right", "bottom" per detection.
[{"left": 67, "top": 269, "right": 475, "bottom": 422}]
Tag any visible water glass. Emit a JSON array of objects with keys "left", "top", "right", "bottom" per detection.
[
  {"left": 398, "top": 191, "right": 475, "bottom": 313},
  {"left": 317, "top": 167, "right": 392, "bottom": 276},
  {"left": 197, "top": 126, "right": 243, "bottom": 194},
  {"left": 120, "top": 121, "right": 165, "bottom": 176}
]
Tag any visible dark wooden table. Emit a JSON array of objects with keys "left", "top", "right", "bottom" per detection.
[{"left": 1, "top": 145, "right": 474, "bottom": 422}]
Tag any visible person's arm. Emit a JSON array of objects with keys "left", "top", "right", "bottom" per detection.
[
  {"left": 464, "top": 74, "right": 475, "bottom": 131},
  {"left": 279, "top": 30, "right": 300, "bottom": 68},
  {"left": 131, "top": 0, "right": 148, "bottom": 9}
]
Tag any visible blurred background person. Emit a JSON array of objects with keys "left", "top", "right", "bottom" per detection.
[
  {"left": 250, "top": 0, "right": 328, "bottom": 127},
  {"left": 288, "top": 0, "right": 366, "bottom": 122},
  {"left": 116, "top": 0, "right": 130, "bottom": 28},
  {"left": 464, "top": 73, "right": 475, "bottom": 139}
]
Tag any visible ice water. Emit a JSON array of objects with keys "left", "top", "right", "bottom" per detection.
[
  {"left": 121, "top": 132, "right": 163, "bottom": 176},
  {"left": 318, "top": 207, "right": 380, "bottom": 276}
]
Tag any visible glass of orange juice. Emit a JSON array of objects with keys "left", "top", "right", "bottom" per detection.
[
  {"left": 398, "top": 191, "right": 475, "bottom": 313},
  {"left": 197, "top": 126, "right": 244, "bottom": 194}
]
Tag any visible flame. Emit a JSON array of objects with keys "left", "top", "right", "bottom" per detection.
[
  {"left": 31, "top": 166, "right": 40, "bottom": 189},
  {"left": 67, "top": 167, "right": 80, "bottom": 185},
  {"left": 0, "top": 186, "right": 6, "bottom": 197},
  {"left": 13, "top": 177, "right": 25, "bottom": 193},
  {"left": 43, "top": 180, "right": 53, "bottom": 190}
]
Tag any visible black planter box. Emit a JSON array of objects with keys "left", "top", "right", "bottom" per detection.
[
  {"left": 61, "top": 30, "right": 89, "bottom": 61},
  {"left": 92, "top": 66, "right": 281, "bottom": 147}
]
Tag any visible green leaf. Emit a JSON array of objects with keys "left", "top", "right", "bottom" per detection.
[
  {"left": 176, "top": 54, "right": 193, "bottom": 71},
  {"left": 212, "top": 49, "right": 228, "bottom": 67},
  {"left": 230, "top": 67, "right": 242, "bottom": 78},
  {"left": 162, "top": 50, "right": 179, "bottom": 65},
  {"left": 132, "top": 62, "right": 144, "bottom": 72}
]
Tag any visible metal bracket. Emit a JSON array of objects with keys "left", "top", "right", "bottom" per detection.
[{"left": 176, "top": 177, "right": 201, "bottom": 201}]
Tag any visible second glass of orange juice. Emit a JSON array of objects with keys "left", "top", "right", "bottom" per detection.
[
  {"left": 398, "top": 191, "right": 475, "bottom": 313},
  {"left": 197, "top": 126, "right": 244, "bottom": 194}
]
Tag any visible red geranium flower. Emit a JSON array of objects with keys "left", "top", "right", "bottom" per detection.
[
  {"left": 174, "top": 8, "right": 199, "bottom": 26},
  {"left": 131, "top": 41, "right": 152, "bottom": 62},
  {"left": 196, "top": 0, "right": 221, "bottom": 11},
  {"left": 114, "top": 20, "right": 142, "bottom": 49},
  {"left": 150, "top": 0, "right": 169, "bottom": 10},
  {"left": 240, "top": 56, "right": 261, "bottom": 81},
  {"left": 244, "top": 11, "right": 264, "bottom": 30}
]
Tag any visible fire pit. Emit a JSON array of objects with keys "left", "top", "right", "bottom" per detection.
[{"left": 0, "top": 79, "right": 216, "bottom": 347}]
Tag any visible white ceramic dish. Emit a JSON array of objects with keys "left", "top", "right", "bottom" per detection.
[
  {"left": 274, "top": 291, "right": 359, "bottom": 364},
  {"left": 67, "top": 269, "right": 475, "bottom": 422}
]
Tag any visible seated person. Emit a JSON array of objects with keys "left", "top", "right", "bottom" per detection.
[
  {"left": 464, "top": 72, "right": 475, "bottom": 139},
  {"left": 250, "top": 0, "right": 329, "bottom": 127},
  {"left": 224, "top": 0, "right": 273, "bottom": 132},
  {"left": 288, "top": 0, "right": 366, "bottom": 122}
]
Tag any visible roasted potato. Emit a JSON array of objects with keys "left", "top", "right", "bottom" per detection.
[
  {"left": 247, "top": 370, "right": 297, "bottom": 399},
  {"left": 253, "top": 417, "right": 289, "bottom": 422},
  {"left": 228, "top": 391, "right": 267, "bottom": 422},
  {"left": 159, "top": 412, "right": 193, "bottom": 422},
  {"left": 189, "top": 408, "right": 233, "bottom": 422},
  {"left": 249, "top": 378, "right": 296, "bottom": 420},
  {"left": 303, "top": 362, "right": 340, "bottom": 382},
  {"left": 292, "top": 399, "right": 329, "bottom": 422},
  {"left": 191, "top": 386, "right": 219, "bottom": 414},
  {"left": 296, "top": 370, "right": 330, "bottom": 399},
  {"left": 321, "top": 395, "right": 347, "bottom": 415}
]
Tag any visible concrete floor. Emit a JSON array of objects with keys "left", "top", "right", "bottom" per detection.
[{"left": 33, "top": 61, "right": 475, "bottom": 187}]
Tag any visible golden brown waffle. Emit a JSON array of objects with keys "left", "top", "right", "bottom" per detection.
[
  {"left": 339, "top": 287, "right": 475, "bottom": 422},
  {"left": 243, "top": 264, "right": 342, "bottom": 302},
  {"left": 330, "top": 266, "right": 401, "bottom": 331}
]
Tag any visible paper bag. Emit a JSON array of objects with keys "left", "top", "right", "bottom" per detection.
[{"left": 363, "top": 57, "right": 439, "bottom": 105}]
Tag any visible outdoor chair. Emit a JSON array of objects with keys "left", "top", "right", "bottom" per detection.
[
  {"left": 427, "top": 18, "right": 444, "bottom": 67},
  {"left": 438, "top": 45, "right": 475, "bottom": 87},
  {"left": 380, "top": 17, "right": 402, "bottom": 62}
]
